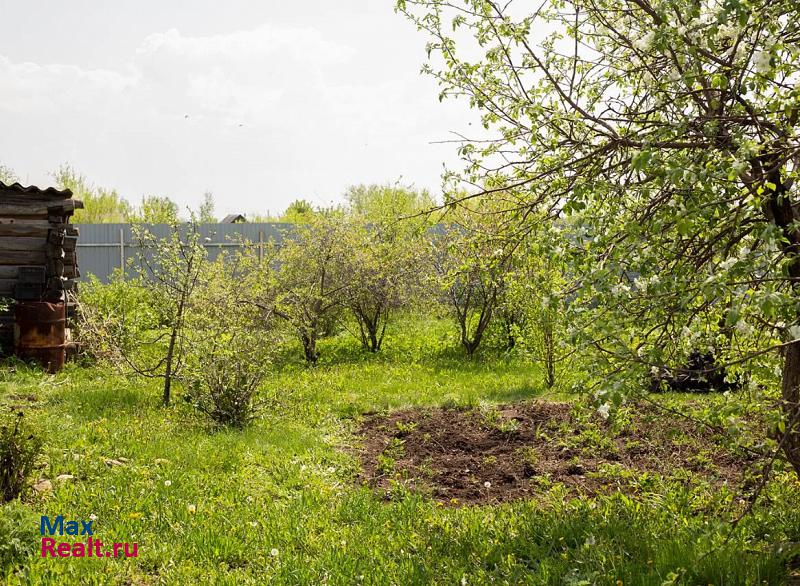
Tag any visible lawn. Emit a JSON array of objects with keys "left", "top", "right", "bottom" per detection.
[{"left": 1, "top": 318, "right": 799, "bottom": 585}]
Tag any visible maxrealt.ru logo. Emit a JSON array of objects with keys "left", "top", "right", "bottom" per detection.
[{"left": 40, "top": 516, "right": 138, "bottom": 558}]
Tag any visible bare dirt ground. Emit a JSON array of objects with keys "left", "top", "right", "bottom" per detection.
[{"left": 356, "top": 401, "right": 756, "bottom": 505}]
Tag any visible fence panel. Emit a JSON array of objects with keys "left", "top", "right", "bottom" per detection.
[{"left": 75, "top": 223, "right": 294, "bottom": 283}]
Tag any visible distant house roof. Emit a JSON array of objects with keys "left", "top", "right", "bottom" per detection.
[
  {"left": 0, "top": 180, "right": 73, "bottom": 199},
  {"left": 221, "top": 213, "right": 247, "bottom": 224}
]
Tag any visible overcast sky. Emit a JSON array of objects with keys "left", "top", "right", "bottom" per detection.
[{"left": 0, "top": 0, "right": 475, "bottom": 217}]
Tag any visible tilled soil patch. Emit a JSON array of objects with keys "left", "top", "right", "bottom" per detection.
[{"left": 357, "top": 401, "right": 756, "bottom": 505}]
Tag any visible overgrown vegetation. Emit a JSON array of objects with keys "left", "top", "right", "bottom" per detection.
[
  {"left": 0, "top": 411, "right": 41, "bottom": 503},
  {"left": 3, "top": 0, "right": 800, "bottom": 581},
  {"left": 1, "top": 322, "right": 799, "bottom": 583}
]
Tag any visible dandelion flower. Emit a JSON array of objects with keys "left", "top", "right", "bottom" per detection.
[
  {"left": 270, "top": 548, "right": 279, "bottom": 557},
  {"left": 164, "top": 480, "right": 172, "bottom": 487},
  {"left": 187, "top": 504, "right": 196, "bottom": 514},
  {"left": 89, "top": 513, "right": 98, "bottom": 521},
  {"left": 484, "top": 481, "right": 492, "bottom": 489}
]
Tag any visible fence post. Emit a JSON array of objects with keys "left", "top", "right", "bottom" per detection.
[
  {"left": 119, "top": 228, "right": 125, "bottom": 279},
  {"left": 258, "top": 229, "right": 264, "bottom": 263}
]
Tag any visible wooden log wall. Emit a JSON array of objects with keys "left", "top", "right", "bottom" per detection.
[{"left": 0, "top": 182, "right": 83, "bottom": 354}]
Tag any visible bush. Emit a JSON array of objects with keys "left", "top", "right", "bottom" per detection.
[
  {"left": 184, "top": 256, "right": 279, "bottom": 429},
  {"left": 77, "top": 271, "right": 163, "bottom": 363},
  {"left": 0, "top": 412, "right": 42, "bottom": 503},
  {"left": 185, "top": 352, "right": 268, "bottom": 429}
]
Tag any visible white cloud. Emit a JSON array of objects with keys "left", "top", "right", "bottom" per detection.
[
  {"left": 0, "top": 21, "right": 471, "bottom": 214},
  {"left": 0, "top": 56, "right": 133, "bottom": 114}
]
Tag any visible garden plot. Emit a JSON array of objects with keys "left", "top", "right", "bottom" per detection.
[{"left": 357, "top": 401, "right": 756, "bottom": 505}]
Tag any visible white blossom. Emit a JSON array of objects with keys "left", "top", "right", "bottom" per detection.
[
  {"left": 718, "top": 23, "right": 740, "bottom": 41},
  {"left": 755, "top": 51, "right": 772, "bottom": 74},
  {"left": 667, "top": 68, "right": 682, "bottom": 83},
  {"left": 734, "top": 43, "right": 748, "bottom": 62},
  {"left": 633, "top": 32, "right": 654, "bottom": 51},
  {"left": 611, "top": 284, "right": 630, "bottom": 296},
  {"left": 597, "top": 403, "right": 611, "bottom": 420}
]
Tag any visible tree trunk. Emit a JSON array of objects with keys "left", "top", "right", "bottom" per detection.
[
  {"left": 543, "top": 319, "right": 555, "bottom": 389},
  {"left": 503, "top": 314, "right": 516, "bottom": 351},
  {"left": 302, "top": 332, "right": 318, "bottom": 364},
  {"left": 163, "top": 325, "right": 178, "bottom": 406},
  {"left": 781, "top": 341, "right": 800, "bottom": 477},
  {"left": 462, "top": 338, "right": 479, "bottom": 358},
  {"left": 762, "top": 161, "right": 800, "bottom": 475},
  {"left": 368, "top": 325, "right": 380, "bottom": 353}
]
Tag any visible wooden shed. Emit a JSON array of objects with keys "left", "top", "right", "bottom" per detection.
[{"left": 0, "top": 181, "right": 83, "bottom": 356}]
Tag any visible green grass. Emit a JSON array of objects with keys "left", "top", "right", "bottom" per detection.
[{"left": 1, "top": 317, "right": 799, "bottom": 584}]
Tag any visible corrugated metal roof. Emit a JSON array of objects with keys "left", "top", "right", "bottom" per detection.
[{"left": 0, "top": 180, "right": 73, "bottom": 199}]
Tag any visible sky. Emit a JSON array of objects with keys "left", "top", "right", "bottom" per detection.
[{"left": 0, "top": 0, "right": 476, "bottom": 217}]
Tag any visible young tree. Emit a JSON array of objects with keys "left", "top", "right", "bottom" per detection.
[
  {"left": 136, "top": 221, "right": 207, "bottom": 405},
  {"left": 431, "top": 204, "right": 510, "bottom": 357},
  {"left": 269, "top": 215, "right": 349, "bottom": 363},
  {"left": 198, "top": 192, "right": 216, "bottom": 224},
  {"left": 399, "top": 0, "right": 800, "bottom": 473},
  {"left": 341, "top": 184, "right": 432, "bottom": 352},
  {"left": 500, "top": 234, "right": 570, "bottom": 388},
  {"left": 78, "top": 224, "right": 206, "bottom": 405},
  {"left": 83, "top": 222, "right": 207, "bottom": 405}
]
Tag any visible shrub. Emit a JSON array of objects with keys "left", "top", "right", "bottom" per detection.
[
  {"left": 0, "top": 412, "right": 42, "bottom": 503},
  {"left": 269, "top": 215, "right": 350, "bottom": 363},
  {"left": 430, "top": 204, "right": 510, "bottom": 357},
  {"left": 184, "top": 256, "right": 279, "bottom": 429},
  {"left": 184, "top": 351, "right": 268, "bottom": 429},
  {"left": 77, "top": 271, "right": 163, "bottom": 363}
]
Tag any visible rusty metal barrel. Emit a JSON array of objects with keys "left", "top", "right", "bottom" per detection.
[{"left": 14, "top": 301, "right": 66, "bottom": 373}]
